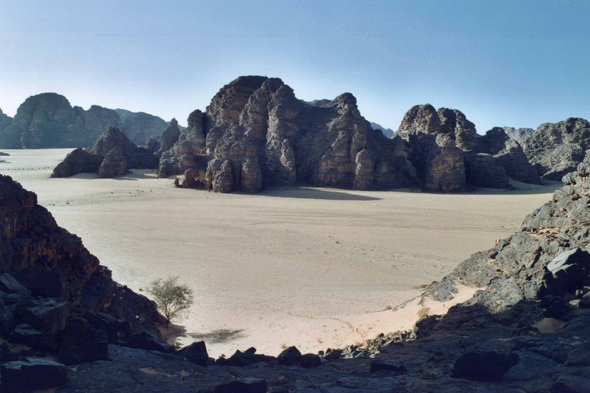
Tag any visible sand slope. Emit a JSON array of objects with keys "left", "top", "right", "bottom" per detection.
[{"left": 0, "top": 149, "right": 558, "bottom": 357}]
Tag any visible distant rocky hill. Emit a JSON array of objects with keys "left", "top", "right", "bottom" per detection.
[
  {"left": 502, "top": 126, "right": 535, "bottom": 145},
  {"left": 0, "top": 94, "right": 172, "bottom": 149},
  {"left": 369, "top": 122, "right": 395, "bottom": 138},
  {"left": 115, "top": 109, "right": 174, "bottom": 146}
]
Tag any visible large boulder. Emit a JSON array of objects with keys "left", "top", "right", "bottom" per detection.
[{"left": 51, "top": 148, "right": 104, "bottom": 178}]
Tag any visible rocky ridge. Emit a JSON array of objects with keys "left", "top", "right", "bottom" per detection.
[
  {"left": 157, "top": 76, "right": 544, "bottom": 194},
  {"left": 0, "top": 94, "right": 172, "bottom": 148}
]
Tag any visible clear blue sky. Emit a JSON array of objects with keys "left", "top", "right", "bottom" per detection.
[{"left": 1, "top": 0, "right": 588, "bottom": 132}]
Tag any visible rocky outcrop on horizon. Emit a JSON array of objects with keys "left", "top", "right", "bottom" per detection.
[
  {"left": 52, "top": 127, "right": 158, "bottom": 178},
  {"left": 0, "top": 94, "right": 174, "bottom": 149},
  {"left": 517, "top": 118, "right": 590, "bottom": 181},
  {"left": 160, "top": 76, "right": 417, "bottom": 193}
]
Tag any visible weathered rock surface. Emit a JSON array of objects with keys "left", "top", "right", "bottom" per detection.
[
  {"left": 52, "top": 127, "right": 157, "bottom": 178},
  {"left": 398, "top": 105, "right": 540, "bottom": 189},
  {"left": 1, "top": 359, "right": 66, "bottom": 392},
  {"left": 145, "top": 119, "right": 181, "bottom": 159},
  {"left": 520, "top": 118, "right": 590, "bottom": 180},
  {"left": 97, "top": 146, "right": 127, "bottom": 178},
  {"left": 427, "top": 153, "right": 590, "bottom": 312},
  {"left": 160, "top": 76, "right": 417, "bottom": 193},
  {"left": 0, "top": 108, "right": 12, "bottom": 138}
]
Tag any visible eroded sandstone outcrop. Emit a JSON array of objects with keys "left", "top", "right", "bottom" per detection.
[
  {"left": 398, "top": 104, "right": 539, "bottom": 189},
  {"left": 160, "top": 76, "right": 417, "bottom": 193},
  {"left": 115, "top": 109, "right": 171, "bottom": 146}
]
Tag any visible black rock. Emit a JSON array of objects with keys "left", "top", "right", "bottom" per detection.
[
  {"left": 277, "top": 346, "right": 301, "bottom": 366},
  {"left": 0, "top": 352, "right": 18, "bottom": 364},
  {"left": 1, "top": 359, "right": 67, "bottom": 393},
  {"left": 58, "top": 345, "right": 84, "bottom": 366},
  {"left": 176, "top": 341, "right": 208, "bottom": 366},
  {"left": 565, "top": 347, "right": 590, "bottom": 367},
  {"left": 300, "top": 353, "right": 321, "bottom": 368},
  {"left": 214, "top": 378, "right": 267, "bottom": 393},
  {"left": 369, "top": 359, "right": 406, "bottom": 373},
  {"left": 580, "top": 292, "right": 590, "bottom": 309},
  {"left": 79, "top": 328, "right": 109, "bottom": 362},
  {"left": 541, "top": 249, "right": 590, "bottom": 297},
  {"left": 0, "top": 274, "right": 30, "bottom": 295},
  {"left": 124, "top": 329, "right": 173, "bottom": 353},
  {"left": 61, "top": 314, "right": 91, "bottom": 347},
  {"left": 84, "top": 311, "right": 129, "bottom": 344},
  {"left": 9, "top": 324, "right": 42, "bottom": 347},
  {"left": 451, "top": 351, "right": 519, "bottom": 381},
  {"left": 14, "top": 297, "right": 69, "bottom": 334}
]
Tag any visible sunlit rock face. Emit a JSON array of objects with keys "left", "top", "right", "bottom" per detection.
[
  {"left": 160, "top": 76, "right": 417, "bottom": 193},
  {"left": 397, "top": 104, "right": 540, "bottom": 190}
]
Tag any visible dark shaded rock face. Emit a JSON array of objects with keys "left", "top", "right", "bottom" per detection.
[
  {"left": 0, "top": 93, "right": 121, "bottom": 149},
  {"left": 428, "top": 153, "right": 590, "bottom": 311},
  {"left": 159, "top": 76, "right": 417, "bottom": 193},
  {"left": 52, "top": 127, "right": 157, "bottom": 178},
  {"left": 0, "top": 174, "right": 165, "bottom": 332},
  {"left": 0, "top": 108, "right": 12, "bottom": 138},
  {"left": 115, "top": 109, "right": 170, "bottom": 145},
  {"left": 520, "top": 118, "right": 590, "bottom": 180}
]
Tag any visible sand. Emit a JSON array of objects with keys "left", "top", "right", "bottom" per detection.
[{"left": 0, "top": 148, "right": 559, "bottom": 357}]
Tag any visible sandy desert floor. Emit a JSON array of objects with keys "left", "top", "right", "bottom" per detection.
[{"left": 0, "top": 148, "right": 560, "bottom": 357}]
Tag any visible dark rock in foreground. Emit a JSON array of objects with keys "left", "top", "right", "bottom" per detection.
[{"left": 1, "top": 359, "right": 66, "bottom": 392}]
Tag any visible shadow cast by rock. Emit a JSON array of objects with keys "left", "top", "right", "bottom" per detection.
[{"left": 186, "top": 329, "right": 246, "bottom": 344}]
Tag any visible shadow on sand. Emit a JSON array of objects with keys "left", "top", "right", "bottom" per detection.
[
  {"left": 186, "top": 329, "right": 247, "bottom": 344},
  {"left": 260, "top": 187, "right": 382, "bottom": 201}
]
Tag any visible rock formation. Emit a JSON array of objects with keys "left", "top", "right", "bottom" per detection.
[
  {"left": 159, "top": 76, "right": 417, "bottom": 193},
  {"left": 145, "top": 119, "right": 181, "bottom": 159},
  {"left": 0, "top": 93, "right": 175, "bottom": 149},
  {"left": 0, "top": 108, "right": 12, "bottom": 137},
  {"left": 397, "top": 105, "right": 539, "bottom": 189},
  {"left": 518, "top": 118, "right": 590, "bottom": 180},
  {"left": 52, "top": 127, "right": 157, "bottom": 178}
]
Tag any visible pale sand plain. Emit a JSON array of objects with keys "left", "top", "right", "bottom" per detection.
[{"left": 0, "top": 148, "right": 559, "bottom": 357}]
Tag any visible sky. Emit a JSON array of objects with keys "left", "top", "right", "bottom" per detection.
[{"left": 0, "top": 0, "right": 589, "bottom": 132}]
